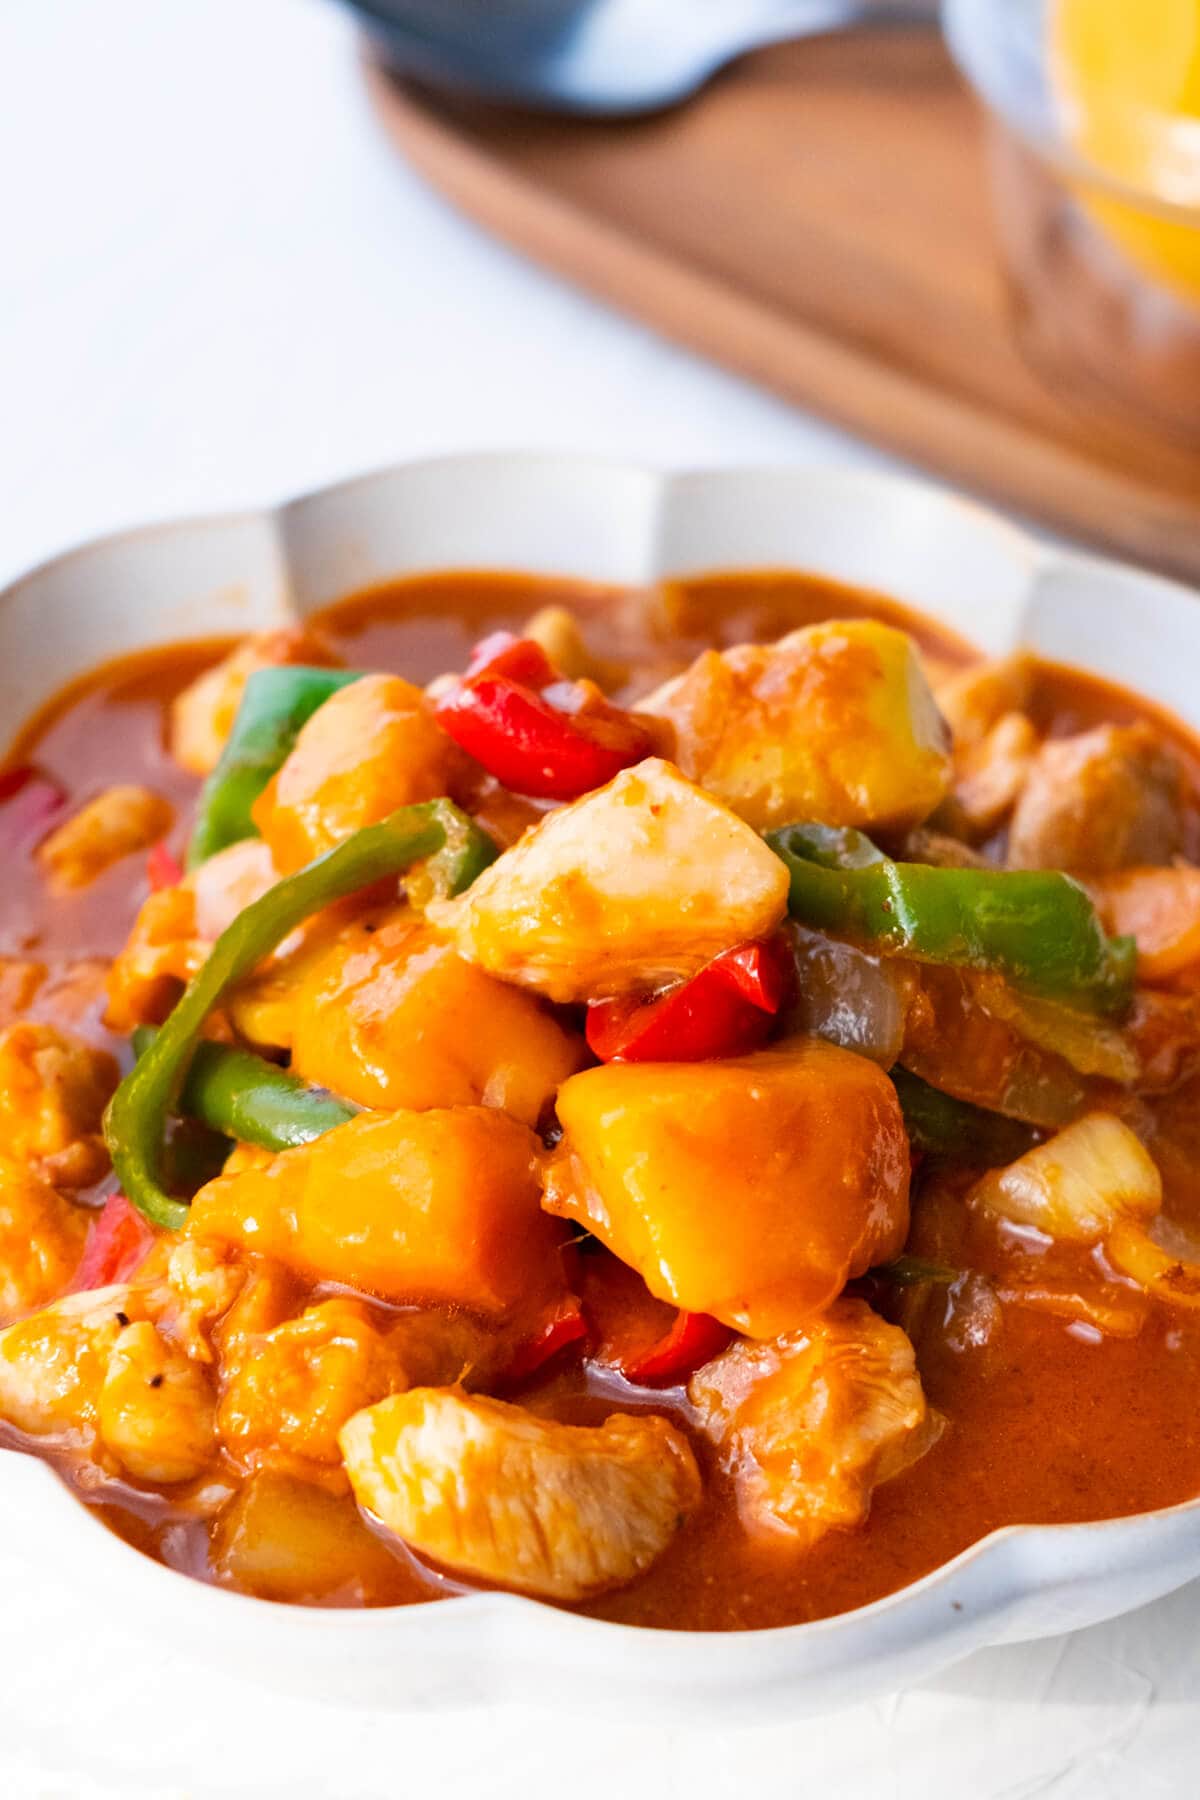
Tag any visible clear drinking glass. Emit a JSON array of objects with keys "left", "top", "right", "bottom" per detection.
[{"left": 943, "top": 0, "right": 1200, "bottom": 446}]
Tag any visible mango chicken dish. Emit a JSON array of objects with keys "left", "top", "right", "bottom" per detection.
[{"left": 4, "top": 567, "right": 1200, "bottom": 1629}]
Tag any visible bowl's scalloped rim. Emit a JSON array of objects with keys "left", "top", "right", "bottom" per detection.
[{"left": 4, "top": 450, "right": 1200, "bottom": 1704}]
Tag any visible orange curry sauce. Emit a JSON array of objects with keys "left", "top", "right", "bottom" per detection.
[{"left": 3, "top": 570, "right": 1200, "bottom": 1629}]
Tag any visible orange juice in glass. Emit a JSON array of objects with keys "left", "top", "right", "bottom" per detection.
[{"left": 944, "top": 0, "right": 1200, "bottom": 443}]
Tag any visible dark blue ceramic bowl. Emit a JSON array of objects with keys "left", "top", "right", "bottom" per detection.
[{"left": 342, "top": 0, "right": 881, "bottom": 116}]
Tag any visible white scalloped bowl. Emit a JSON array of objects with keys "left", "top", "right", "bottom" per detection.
[{"left": 4, "top": 454, "right": 1200, "bottom": 1724}]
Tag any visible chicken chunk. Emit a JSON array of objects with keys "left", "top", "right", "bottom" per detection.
[
  {"left": 0, "top": 1153, "right": 87, "bottom": 1323},
  {"left": 340, "top": 1389, "right": 700, "bottom": 1601},
  {"left": 638, "top": 620, "right": 951, "bottom": 834},
  {"left": 105, "top": 839, "right": 284, "bottom": 1034},
  {"left": 0, "top": 959, "right": 46, "bottom": 1028},
  {"left": 37, "top": 785, "right": 174, "bottom": 892},
  {"left": 0, "top": 1022, "right": 119, "bottom": 1187},
  {"left": 188, "top": 837, "right": 280, "bottom": 938},
  {"left": 98, "top": 1320, "right": 216, "bottom": 1483},
  {"left": 218, "top": 1297, "right": 407, "bottom": 1471},
  {"left": 1007, "top": 725, "right": 1183, "bottom": 873},
  {"left": 104, "top": 886, "right": 200, "bottom": 1032},
  {"left": 169, "top": 628, "right": 342, "bottom": 777},
  {"left": 689, "top": 1300, "right": 941, "bottom": 1546},
  {"left": 0, "top": 1285, "right": 133, "bottom": 1442},
  {"left": 1091, "top": 866, "right": 1200, "bottom": 984},
  {"left": 282, "top": 909, "right": 584, "bottom": 1123},
  {"left": 150, "top": 1238, "right": 247, "bottom": 1364},
  {"left": 935, "top": 653, "right": 1034, "bottom": 750},
  {"left": 544, "top": 1040, "right": 909, "bottom": 1338},
  {"left": 187, "top": 1107, "right": 568, "bottom": 1318},
  {"left": 951, "top": 711, "right": 1039, "bottom": 838},
  {"left": 431, "top": 758, "right": 789, "bottom": 1003},
  {"left": 252, "top": 674, "right": 464, "bottom": 872}
]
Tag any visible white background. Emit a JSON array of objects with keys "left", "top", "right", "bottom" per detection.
[{"left": 1, "top": 1, "right": 1197, "bottom": 1793}]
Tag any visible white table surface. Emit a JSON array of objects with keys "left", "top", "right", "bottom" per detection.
[{"left": 1, "top": 2, "right": 1197, "bottom": 1794}]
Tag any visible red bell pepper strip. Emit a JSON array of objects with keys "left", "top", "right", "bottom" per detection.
[
  {"left": 586, "top": 937, "right": 790, "bottom": 1063},
  {"left": 501, "top": 1295, "right": 590, "bottom": 1385},
  {"left": 435, "top": 633, "right": 655, "bottom": 801},
  {"left": 464, "top": 631, "right": 557, "bottom": 687},
  {"left": 146, "top": 841, "right": 184, "bottom": 891},
  {"left": 0, "top": 765, "right": 67, "bottom": 851},
  {"left": 621, "top": 1310, "right": 734, "bottom": 1387},
  {"left": 71, "top": 1193, "right": 158, "bottom": 1291}
]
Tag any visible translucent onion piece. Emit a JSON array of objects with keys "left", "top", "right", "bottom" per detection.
[
  {"left": 783, "top": 924, "right": 911, "bottom": 1067},
  {"left": 1107, "top": 1219, "right": 1200, "bottom": 1312},
  {"left": 971, "top": 1113, "right": 1161, "bottom": 1243}
]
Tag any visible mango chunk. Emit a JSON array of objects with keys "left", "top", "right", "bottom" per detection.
[
  {"left": 544, "top": 1040, "right": 909, "bottom": 1337},
  {"left": 640, "top": 620, "right": 951, "bottom": 833},
  {"left": 284, "top": 910, "right": 584, "bottom": 1123},
  {"left": 254, "top": 673, "right": 464, "bottom": 871},
  {"left": 187, "top": 1107, "right": 567, "bottom": 1318}
]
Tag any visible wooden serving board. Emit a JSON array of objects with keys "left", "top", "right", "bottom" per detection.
[{"left": 364, "top": 29, "right": 1200, "bottom": 589}]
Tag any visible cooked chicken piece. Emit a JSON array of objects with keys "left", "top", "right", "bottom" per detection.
[
  {"left": 897, "top": 828, "right": 991, "bottom": 869},
  {"left": 384, "top": 1307, "right": 509, "bottom": 1391},
  {"left": 98, "top": 1319, "right": 216, "bottom": 1483},
  {"left": 187, "top": 1107, "right": 567, "bottom": 1318},
  {"left": 218, "top": 1297, "right": 407, "bottom": 1471},
  {"left": 638, "top": 620, "right": 951, "bottom": 834},
  {"left": 0, "top": 1021, "right": 119, "bottom": 1187},
  {"left": 689, "top": 1300, "right": 941, "bottom": 1546},
  {"left": 0, "top": 1154, "right": 87, "bottom": 1323},
  {"left": 340, "top": 1389, "right": 700, "bottom": 1601},
  {"left": 188, "top": 837, "right": 280, "bottom": 938},
  {"left": 104, "top": 886, "right": 200, "bottom": 1032},
  {"left": 169, "top": 627, "right": 343, "bottom": 777},
  {"left": 37, "top": 785, "right": 174, "bottom": 892},
  {"left": 544, "top": 1040, "right": 909, "bottom": 1338},
  {"left": 0, "top": 1285, "right": 133, "bottom": 1442},
  {"left": 1007, "top": 724, "right": 1183, "bottom": 874},
  {"left": 431, "top": 758, "right": 789, "bottom": 1003},
  {"left": 951, "top": 711, "right": 1039, "bottom": 838},
  {"left": 210, "top": 1471, "right": 402, "bottom": 1603},
  {"left": 523, "top": 605, "right": 627, "bottom": 690},
  {"left": 1091, "top": 866, "right": 1200, "bottom": 984},
  {"left": 105, "top": 839, "right": 284, "bottom": 1034},
  {"left": 0, "top": 958, "right": 46, "bottom": 1027},
  {"left": 211, "top": 1256, "right": 301, "bottom": 1373},
  {"left": 148, "top": 1238, "right": 247, "bottom": 1364},
  {"left": 281, "top": 908, "right": 584, "bottom": 1123},
  {"left": 36, "top": 958, "right": 112, "bottom": 1032},
  {"left": 935, "top": 653, "right": 1035, "bottom": 750},
  {"left": 971, "top": 1112, "right": 1162, "bottom": 1243},
  {"left": 252, "top": 674, "right": 465, "bottom": 872}
]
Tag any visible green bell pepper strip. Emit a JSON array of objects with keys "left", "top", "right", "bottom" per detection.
[
  {"left": 869, "top": 1255, "right": 958, "bottom": 1287},
  {"left": 766, "top": 823, "right": 1136, "bottom": 1017},
  {"left": 891, "top": 1068, "right": 1037, "bottom": 1168},
  {"left": 186, "top": 665, "right": 362, "bottom": 868},
  {"left": 107, "top": 798, "right": 496, "bottom": 1229},
  {"left": 131, "top": 1027, "right": 358, "bottom": 1152}
]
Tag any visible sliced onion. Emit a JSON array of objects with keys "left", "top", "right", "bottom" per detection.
[
  {"left": 971, "top": 1113, "right": 1161, "bottom": 1243},
  {"left": 994, "top": 1282, "right": 1147, "bottom": 1339},
  {"left": 977, "top": 981, "right": 1139, "bottom": 1085},
  {"left": 783, "top": 924, "right": 911, "bottom": 1067},
  {"left": 1107, "top": 1218, "right": 1200, "bottom": 1312}
]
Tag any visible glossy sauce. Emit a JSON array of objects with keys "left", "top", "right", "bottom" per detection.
[{"left": 4, "top": 569, "right": 1200, "bottom": 1629}]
